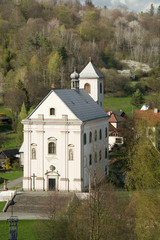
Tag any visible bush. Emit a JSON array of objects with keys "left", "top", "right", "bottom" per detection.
[{"left": 12, "top": 162, "right": 20, "bottom": 170}]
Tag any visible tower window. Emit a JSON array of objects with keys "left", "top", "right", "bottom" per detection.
[
  {"left": 50, "top": 108, "right": 55, "bottom": 115},
  {"left": 84, "top": 83, "right": 91, "bottom": 94},
  {"left": 99, "top": 150, "right": 102, "bottom": 161}
]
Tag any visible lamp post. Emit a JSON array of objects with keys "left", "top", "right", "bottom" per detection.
[{"left": 8, "top": 217, "right": 18, "bottom": 240}]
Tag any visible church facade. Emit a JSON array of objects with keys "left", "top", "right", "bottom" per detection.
[{"left": 22, "top": 61, "right": 109, "bottom": 192}]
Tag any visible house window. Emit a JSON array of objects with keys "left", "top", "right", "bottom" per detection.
[
  {"left": 89, "top": 132, "right": 92, "bottom": 143},
  {"left": 99, "top": 129, "right": 102, "bottom": 140},
  {"left": 31, "top": 148, "right": 36, "bottom": 159},
  {"left": 94, "top": 152, "right": 97, "bottom": 163},
  {"left": 84, "top": 83, "right": 91, "bottom": 94},
  {"left": 105, "top": 127, "right": 108, "bottom": 138},
  {"left": 48, "top": 142, "right": 56, "bottom": 154},
  {"left": 105, "top": 148, "right": 108, "bottom": 159},
  {"left": 50, "top": 108, "right": 55, "bottom": 115},
  {"left": 94, "top": 130, "right": 97, "bottom": 141},
  {"left": 84, "top": 133, "right": 87, "bottom": 145},
  {"left": 115, "top": 138, "right": 122, "bottom": 144},
  {"left": 99, "top": 150, "right": 102, "bottom": 161},
  {"left": 89, "top": 154, "right": 92, "bottom": 165},
  {"left": 100, "top": 83, "right": 102, "bottom": 94}
]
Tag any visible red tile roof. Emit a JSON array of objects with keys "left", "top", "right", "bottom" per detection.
[{"left": 135, "top": 110, "right": 160, "bottom": 126}]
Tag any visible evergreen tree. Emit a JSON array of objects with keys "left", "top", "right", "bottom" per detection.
[
  {"left": 131, "top": 89, "right": 144, "bottom": 109},
  {"left": 16, "top": 102, "right": 27, "bottom": 146}
]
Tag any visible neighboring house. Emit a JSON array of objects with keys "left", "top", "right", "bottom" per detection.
[
  {"left": 107, "top": 111, "right": 125, "bottom": 150},
  {"left": 117, "top": 70, "right": 135, "bottom": 80},
  {"left": 0, "top": 114, "right": 10, "bottom": 125},
  {"left": 135, "top": 108, "right": 160, "bottom": 149},
  {"left": 108, "top": 123, "right": 123, "bottom": 150},
  {"left": 0, "top": 149, "right": 19, "bottom": 168},
  {"left": 22, "top": 60, "right": 109, "bottom": 192},
  {"left": 140, "top": 104, "right": 149, "bottom": 110}
]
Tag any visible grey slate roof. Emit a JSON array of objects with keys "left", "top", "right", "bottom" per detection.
[
  {"left": 79, "top": 62, "right": 104, "bottom": 79},
  {"left": 54, "top": 89, "right": 108, "bottom": 122}
]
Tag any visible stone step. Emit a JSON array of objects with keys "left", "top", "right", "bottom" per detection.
[{"left": 7, "top": 192, "right": 74, "bottom": 214}]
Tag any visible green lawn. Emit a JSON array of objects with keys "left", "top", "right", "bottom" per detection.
[
  {"left": 104, "top": 96, "right": 133, "bottom": 115},
  {"left": 104, "top": 95, "right": 151, "bottom": 115},
  {"left": 0, "top": 202, "right": 6, "bottom": 212},
  {"left": 0, "top": 220, "right": 38, "bottom": 240},
  {"left": 0, "top": 133, "right": 18, "bottom": 151},
  {"left": 0, "top": 170, "right": 23, "bottom": 186}
]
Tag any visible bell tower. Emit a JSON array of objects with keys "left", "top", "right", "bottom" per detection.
[{"left": 79, "top": 58, "right": 104, "bottom": 109}]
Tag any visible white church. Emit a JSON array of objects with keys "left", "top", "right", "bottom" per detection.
[{"left": 22, "top": 60, "right": 109, "bottom": 192}]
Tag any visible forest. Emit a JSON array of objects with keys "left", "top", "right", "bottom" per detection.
[
  {"left": 0, "top": 0, "right": 160, "bottom": 120},
  {"left": 0, "top": 1, "right": 160, "bottom": 239}
]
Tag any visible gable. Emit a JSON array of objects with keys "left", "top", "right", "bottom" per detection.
[
  {"left": 28, "top": 90, "right": 78, "bottom": 120},
  {"left": 28, "top": 89, "right": 108, "bottom": 122}
]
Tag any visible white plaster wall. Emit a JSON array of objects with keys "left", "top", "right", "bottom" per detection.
[
  {"left": 79, "top": 79, "right": 98, "bottom": 103},
  {"left": 83, "top": 118, "right": 108, "bottom": 189},
  {"left": 111, "top": 122, "right": 117, "bottom": 128},
  {"left": 29, "top": 91, "right": 77, "bottom": 120},
  {"left": 109, "top": 136, "right": 123, "bottom": 150},
  {"left": 23, "top": 120, "right": 82, "bottom": 192}
]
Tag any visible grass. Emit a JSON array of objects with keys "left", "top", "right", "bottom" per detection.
[
  {"left": 0, "top": 220, "right": 38, "bottom": 240},
  {"left": 0, "top": 202, "right": 6, "bottom": 212},
  {"left": 0, "top": 170, "right": 23, "bottom": 186},
  {"left": 0, "top": 133, "right": 18, "bottom": 151},
  {"left": 104, "top": 95, "right": 151, "bottom": 115},
  {"left": 104, "top": 96, "right": 133, "bottom": 115}
]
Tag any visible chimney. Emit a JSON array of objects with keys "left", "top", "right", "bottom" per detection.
[{"left": 154, "top": 108, "right": 158, "bottom": 114}]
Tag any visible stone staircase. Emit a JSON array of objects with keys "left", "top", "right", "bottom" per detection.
[{"left": 7, "top": 191, "right": 74, "bottom": 215}]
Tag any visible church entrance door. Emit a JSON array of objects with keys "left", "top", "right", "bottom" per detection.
[{"left": 49, "top": 178, "right": 56, "bottom": 191}]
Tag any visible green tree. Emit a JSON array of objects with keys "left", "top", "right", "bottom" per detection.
[
  {"left": 131, "top": 89, "right": 144, "bottom": 108},
  {"left": 126, "top": 122, "right": 160, "bottom": 239},
  {"left": 47, "top": 51, "right": 62, "bottom": 87},
  {"left": 16, "top": 102, "right": 27, "bottom": 146}
]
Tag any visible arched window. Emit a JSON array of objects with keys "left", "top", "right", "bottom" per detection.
[
  {"left": 89, "top": 132, "right": 92, "bottom": 143},
  {"left": 94, "top": 130, "right": 97, "bottom": 141},
  {"left": 50, "top": 108, "right": 55, "bottom": 115},
  {"left": 99, "top": 150, "right": 102, "bottom": 161},
  {"left": 100, "top": 82, "right": 102, "bottom": 94},
  {"left": 48, "top": 142, "right": 56, "bottom": 154},
  {"left": 105, "top": 148, "right": 108, "bottom": 159},
  {"left": 84, "top": 83, "right": 91, "bottom": 94},
  {"left": 89, "top": 154, "right": 92, "bottom": 165},
  {"left": 105, "top": 127, "right": 108, "bottom": 138},
  {"left": 84, "top": 133, "right": 87, "bottom": 145},
  {"left": 99, "top": 129, "right": 102, "bottom": 140},
  {"left": 32, "top": 148, "right": 36, "bottom": 159}
]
